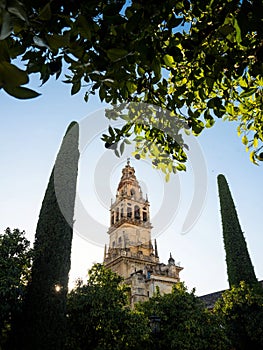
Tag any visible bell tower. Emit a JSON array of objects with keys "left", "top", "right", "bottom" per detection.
[
  {"left": 104, "top": 159, "right": 183, "bottom": 305},
  {"left": 108, "top": 158, "right": 152, "bottom": 255}
]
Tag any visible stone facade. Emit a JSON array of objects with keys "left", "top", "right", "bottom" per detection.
[{"left": 104, "top": 160, "right": 183, "bottom": 306}]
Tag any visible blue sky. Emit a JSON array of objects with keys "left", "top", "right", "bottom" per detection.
[{"left": 1, "top": 74, "right": 262, "bottom": 296}]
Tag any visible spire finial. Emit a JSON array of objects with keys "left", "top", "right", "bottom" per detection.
[
  {"left": 127, "top": 157, "right": 130, "bottom": 166},
  {"left": 168, "top": 252, "right": 175, "bottom": 265},
  {"left": 104, "top": 244, "right": 107, "bottom": 260},
  {"left": 154, "top": 239, "right": 159, "bottom": 258}
]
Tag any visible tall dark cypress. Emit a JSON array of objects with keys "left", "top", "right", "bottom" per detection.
[
  {"left": 217, "top": 174, "right": 257, "bottom": 287},
  {"left": 22, "top": 122, "right": 79, "bottom": 349}
]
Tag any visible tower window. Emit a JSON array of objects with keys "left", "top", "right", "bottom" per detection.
[
  {"left": 116, "top": 208, "right": 119, "bottom": 222},
  {"left": 127, "top": 206, "right": 132, "bottom": 218},
  {"left": 121, "top": 208, "right": 124, "bottom": 218},
  {"left": 111, "top": 213, "right": 114, "bottom": 225},
  {"left": 143, "top": 211, "right": 147, "bottom": 222},
  {"left": 118, "top": 236, "right": 122, "bottom": 243},
  {"left": 134, "top": 205, "right": 140, "bottom": 220},
  {"left": 131, "top": 188, "right": 135, "bottom": 196}
]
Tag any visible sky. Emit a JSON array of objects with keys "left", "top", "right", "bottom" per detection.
[{"left": 1, "top": 73, "right": 262, "bottom": 296}]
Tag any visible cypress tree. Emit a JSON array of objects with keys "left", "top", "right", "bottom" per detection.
[
  {"left": 21, "top": 122, "right": 79, "bottom": 350},
  {"left": 217, "top": 174, "right": 257, "bottom": 288}
]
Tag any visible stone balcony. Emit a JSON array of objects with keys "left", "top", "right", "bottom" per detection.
[{"left": 108, "top": 217, "right": 152, "bottom": 233}]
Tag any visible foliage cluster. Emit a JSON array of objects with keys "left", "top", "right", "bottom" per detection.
[
  {"left": 214, "top": 281, "right": 263, "bottom": 350},
  {"left": 0, "top": 0, "right": 262, "bottom": 173},
  {"left": 137, "top": 283, "right": 229, "bottom": 350},
  {"left": 66, "top": 263, "right": 149, "bottom": 350},
  {"left": 0, "top": 228, "right": 32, "bottom": 349}
]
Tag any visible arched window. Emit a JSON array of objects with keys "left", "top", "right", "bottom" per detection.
[
  {"left": 143, "top": 211, "right": 147, "bottom": 222},
  {"left": 127, "top": 206, "right": 132, "bottom": 218},
  {"left": 121, "top": 208, "right": 124, "bottom": 218},
  {"left": 116, "top": 208, "right": 119, "bottom": 222},
  {"left": 134, "top": 205, "right": 140, "bottom": 220},
  {"left": 111, "top": 212, "right": 114, "bottom": 225},
  {"left": 130, "top": 188, "right": 135, "bottom": 196}
]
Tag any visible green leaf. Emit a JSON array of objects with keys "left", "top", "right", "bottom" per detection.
[
  {"left": 151, "top": 144, "right": 160, "bottom": 157},
  {"left": 8, "top": 0, "right": 28, "bottom": 21},
  {"left": 233, "top": 17, "right": 242, "bottom": 44},
  {"left": 126, "top": 81, "right": 137, "bottom": 93},
  {"left": 76, "top": 15, "right": 92, "bottom": 40},
  {"left": 120, "top": 141, "right": 125, "bottom": 155},
  {"left": 0, "top": 41, "right": 10, "bottom": 62},
  {"left": 249, "top": 151, "right": 258, "bottom": 165},
  {"left": 163, "top": 54, "right": 175, "bottom": 68},
  {"left": 3, "top": 86, "right": 41, "bottom": 99},
  {"left": 107, "top": 48, "right": 128, "bottom": 61},
  {"left": 114, "top": 149, "right": 120, "bottom": 157},
  {"left": 99, "top": 86, "right": 106, "bottom": 101},
  {"left": 242, "top": 135, "right": 248, "bottom": 145},
  {"left": 165, "top": 173, "right": 170, "bottom": 182},
  {"left": 137, "top": 66, "right": 145, "bottom": 76},
  {"left": 71, "top": 81, "right": 81, "bottom": 95},
  {"left": 0, "top": 11, "right": 12, "bottom": 40},
  {"left": 205, "top": 118, "right": 215, "bottom": 128},
  {"left": 46, "top": 34, "right": 70, "bottom": 51},
  {"left": 253, "top": 137, "right": 258, "bottom": 148},
  {"left": 33, "top": 36, "right": 50, "bottom": 49},
  {"left": 39, "top": 3, "right": 52, "bottom": 21},
  {"left": 240, "top": 88, "right": 257, "bottom": 98},
  {"left": 0, "top": 61, "right": 28, "bottom": 87},
  {"left": 152, "top": 58, "right": 161, "bottom": 80},
  {"left": 176, "top": 163, "right": 186, "bottom": 171},
  {"left": 192, "top": 120, "right": 204, "bottom": 135},
  {"left": 108, "top": 126, "right": 115, "bottom": 137},
  {"left": 207, "top": 97, "right": 221, "bottom": 109}
]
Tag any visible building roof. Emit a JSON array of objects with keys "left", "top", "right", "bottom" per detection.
[
  {"left": 199, "top": 280, "right": 263, "bottom": 309},
  {"left": 199, "top": 290, "right": 224, "bottom": 309}
]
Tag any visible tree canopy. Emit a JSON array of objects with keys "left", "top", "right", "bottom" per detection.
[
  {"left": 136, "top": 283, "right": 229, "bottom": 350},
  {"left": 214, "top": 281, "right": 263, "bottom": 350},
  {"left": 0, "top": 0, "right": 262, "bottom": 172},
  {"left": 66, "top": 263, "right": 149, "bottom": 350},
  {"left": 0, "top": 228, "right": 32, "bottom": 349}
]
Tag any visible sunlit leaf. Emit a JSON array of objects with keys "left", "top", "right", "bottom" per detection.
[
  {"left": 163, "top": 54, "right": 175, "bottom": 68},
  {"left": 242, "top": 135, "right": 248, "bottom": 145}
]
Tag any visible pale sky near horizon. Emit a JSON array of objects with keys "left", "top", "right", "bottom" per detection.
[{"left": 1, "top": 74, "right": 262, "bottom": 296}]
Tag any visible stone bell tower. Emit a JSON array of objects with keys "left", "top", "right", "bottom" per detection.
[{"left": 104, "top": 159, "right": 183, "bottom": 305}]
